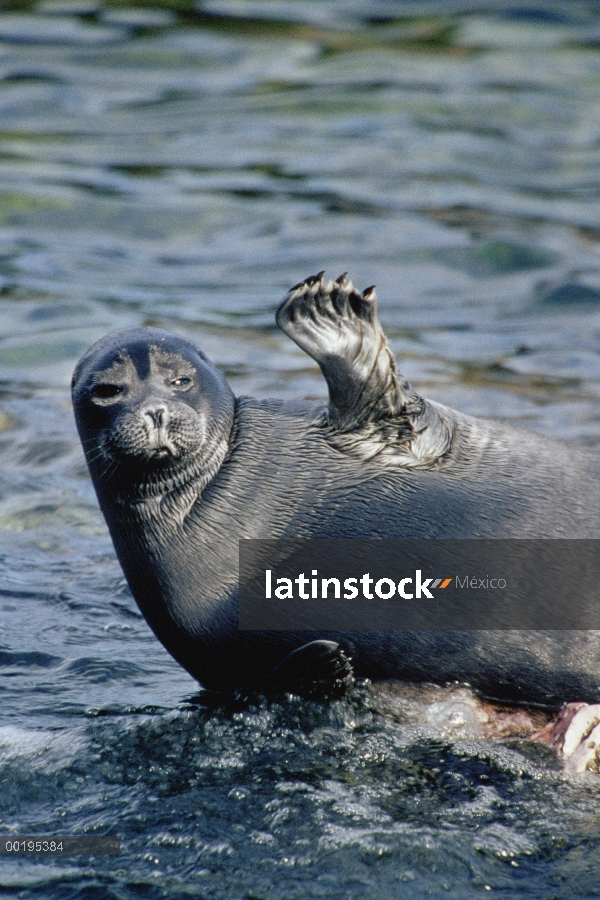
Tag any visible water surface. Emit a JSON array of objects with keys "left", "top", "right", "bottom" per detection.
[{"left": 3, "top": 1, "right": 600, "bottom": 897}]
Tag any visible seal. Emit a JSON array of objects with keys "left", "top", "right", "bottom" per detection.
[{"left": 72, "top": 272, "right": 600, "bottom": 708}]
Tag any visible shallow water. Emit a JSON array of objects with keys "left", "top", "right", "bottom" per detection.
[{"left": 3, "top": 1, "right": 600, "bottom": 897}]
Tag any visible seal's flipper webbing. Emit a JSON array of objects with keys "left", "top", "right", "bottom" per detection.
[
  {"left": 269, "top": 639, "right": 354, "bottom": 698},
  {"left": 277, "top": 273, "right": 453, "bottom": 466}
]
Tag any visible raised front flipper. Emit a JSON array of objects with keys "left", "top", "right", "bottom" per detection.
[
  {"left": 277, "top": 272, "right": 453, "bottom": 466},
  {"left": 269, "top": 639, "right": 354, "bottom": 699}
]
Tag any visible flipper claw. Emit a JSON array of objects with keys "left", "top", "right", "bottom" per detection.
[{"left": 305, "top": 271, "right": 325, "bottom": 288}]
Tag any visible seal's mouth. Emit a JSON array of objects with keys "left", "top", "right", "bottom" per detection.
[
  {"left": 140, "top": 430, "right": 182, "bottom": 462},
  {"left": 144, "top": 428, "right": 179, "bottom": 458},
  {"left": 148, "top": 443, "right": 179, "bottom": 459},
  {"left": 92, "top": 397, "right": 209, "bottom": 482}
]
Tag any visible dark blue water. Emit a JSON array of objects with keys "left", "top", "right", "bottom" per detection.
[{"left": 3, "top": 1, "right": 600, "bottom": 896}]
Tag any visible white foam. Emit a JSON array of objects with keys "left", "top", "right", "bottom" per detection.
[{"left": 0, "top": 724, "right": 86, "bottom": 771}]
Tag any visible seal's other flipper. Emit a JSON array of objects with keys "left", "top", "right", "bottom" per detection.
[
  {"left": 269, "top": 640, "right": 354, "bottom": 699},
  {"left": 277, "top": 273, "right": 454, "bottom": 466}
]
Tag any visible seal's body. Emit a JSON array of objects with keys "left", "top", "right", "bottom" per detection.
[{"left": 72, "top": 274, "right": 600, "bottom": 707}]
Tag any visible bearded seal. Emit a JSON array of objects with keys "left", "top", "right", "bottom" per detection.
[{"left": 72, "top": 272, "right": 600, "bottom": 708}]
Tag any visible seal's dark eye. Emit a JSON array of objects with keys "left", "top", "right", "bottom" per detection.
[
  {"left": 92, "top": 383, "right": 124, "bottom": 400},
  {"left": 172, "top": 377, "right": 191, "bottom": 387}
]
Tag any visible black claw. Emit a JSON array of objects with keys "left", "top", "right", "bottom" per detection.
[
  {"left": 362, "top": 285, "right": 376, "bottom": 300},
  {"left": 305, "top": 270, "right": 325, "bottom": 287},
  {"left": 336, "top": 272, "right": 347, "bottom": 286}
]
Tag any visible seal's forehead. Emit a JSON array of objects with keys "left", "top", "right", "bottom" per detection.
[
  {"left": 148, "top": 345, "right": 198, "bottom": 376},
  {"left": 91, "top": 349, "right": 137, "bottom": 383},
  {"left": 92, "top": 342, "right": 199, "bottom": 383},
  {"left": 73, "top": 327, "right": 206, "bottom": 389}
]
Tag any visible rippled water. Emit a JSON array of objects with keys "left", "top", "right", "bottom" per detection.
[{"left": 4, "top": 1, "right": 600, "bottom": 897}]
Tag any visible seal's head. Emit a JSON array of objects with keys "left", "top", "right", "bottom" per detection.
[{"left": 72, "top": 327, "right": 235, "bottom": 497}]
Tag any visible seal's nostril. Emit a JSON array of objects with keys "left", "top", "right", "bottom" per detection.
[{"left": 143, "top": 404, "right": 168, "bottom": 429}]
